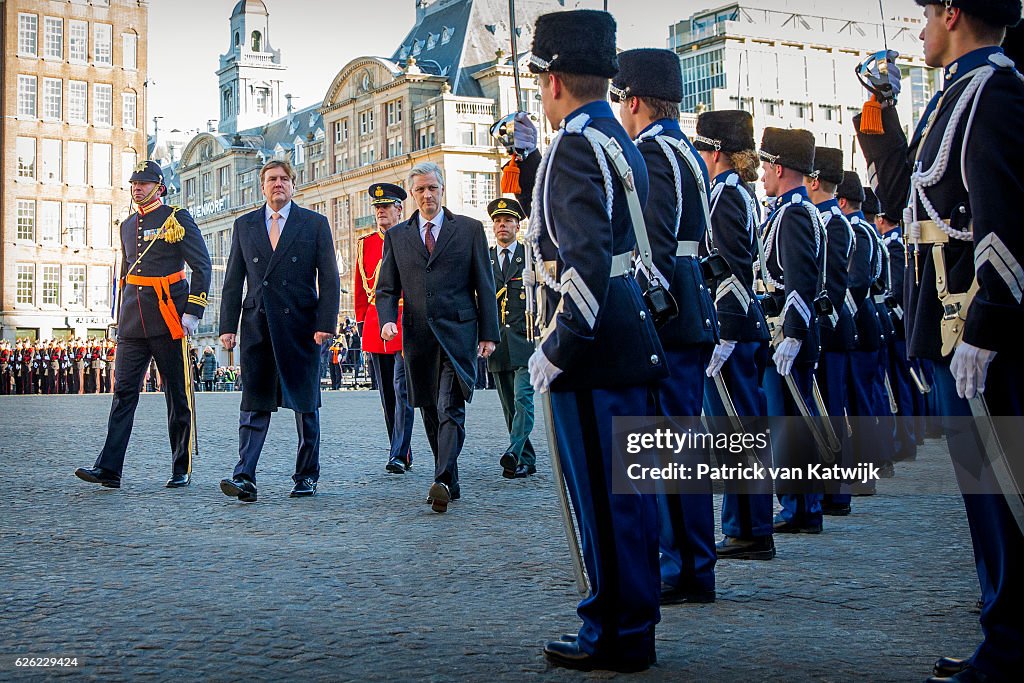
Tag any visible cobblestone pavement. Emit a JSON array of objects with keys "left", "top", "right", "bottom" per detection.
[{"left": 0, "top": 390, "right": 979, "bottom": 681}]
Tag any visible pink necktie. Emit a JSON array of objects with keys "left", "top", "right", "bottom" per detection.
[
  {"left": 269, "top": 212, "right": 281, "bottom": 250},
  {"left": 424, "top": 222, "right": 436, "bottom": 254}
]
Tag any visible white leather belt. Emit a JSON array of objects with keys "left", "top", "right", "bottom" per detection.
[
  {"left": 610, "top": 252, "right": 634, "bottom": 277},
  {"left": 676, "top": 240, "right": 699, "bottom": 257}
]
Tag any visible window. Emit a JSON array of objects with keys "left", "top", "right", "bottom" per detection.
[
  {"left": 427, "top": 33, "right": 437, "bottom": 50},
  {"left": 218, "top": 166, "right": 231, "bottom": 196},
  {"left": 334, "top": 152, "right": 348, "bottom": 174},
  {"left": 90, "top": 266, "right": 111, "bottom": 309},
  {"left": 293, "top": 141, "right": 305, "bottom": 165},
  {"left": 202, "top": 171, "right": 212, "bottom": 195},
  {"left": 679, "top": 48, "right": 725, "bottom": 113},
  {"left": 359, "top": 110, "right": 374, "bottom": 135},
  {"left": 122, "top": 91, "right": 137, "bottom": 128},
  {"left": 42, "top": 78, "right": 62, "bottom": 121},
  {"left": 92, "top": 204, "right": 111, "bottom": 247},
  {"left": 251, "top": 31, "right": 262, "bottom": 51},
  {"left": 16, "top": 138, "right": 36, "bottom": 180},
  {"left": 17, "top": 200, "right": 36, "bottom": 241},
  {"left": 66, "top": 203, "right": 87, "bottom": 245},
  {"left": 94, "top": 84, "right": 112, "bottom": 125},
  {"left": 69, "top": 21, "right": 87, "bottom": 63},
  {"left": 16, "top": 265, "right": 35, "bottom": 305},
  {"left": 68, "top": 141, "right": 87, "bottom": 185},
  {"left": 387, "top": 100, "right": 403, "bottom": 126},
  {"left": 66, "top": 267, "right": 86, "bottom": 307},
  {"left": 441, "top": 26, "right": 452, "bottom": 44},
  {"left": 335, "top": 119, "right": 349, "bottom": 143},
  {"left": 40, "top": 201, "right": 61, "bottom": 243},
  {"left": 41, "top": 139, "right": 62, "bottom": 183},
  {"left": 94, "top": 24, "right": 112, "bottom": 66},
  {"left": 68, "top": 81, "right": 87, "bottom": 123},
  {"left": 255, "top": 87, "right": 269, "bottom": 114},
  {"left": 185, "top": 177, "right": 197, "bottom": 202},
  {"left": 17, "top": 75, "right": 37, "bottom": 117},
  {"left": 122, "top": 33, "right": 137, "bottom": 70},
  {"left": 121, "top": 150, "right": 137, "bottom": 188},
  {"left": 387, "top": 135, "right": 403, "bottom": 158},
  {"left": 41, "top": 266, "right": 61, "bottom": 306},
  {"left": 417, "top": 125, "right": 436, "bottom": 150},
  {"left": 359, "top": 144, "right": 376, "bottom": 166},
  {"left": 92, "top": 143, "right": 111, "bottom": 187},
  {"left": 43, "top": 17, "right": 63, "bottom": 60},
  {"left": 462, "top": 172, "right": 496, "bottom": 207},
  {"left": 18, "top": 14, "right": 38, "bottom": 56},
  {"left": 763, "top": 99, "right": 780, "bottom": 117}
]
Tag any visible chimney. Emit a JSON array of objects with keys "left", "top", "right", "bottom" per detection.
[
  {"left": 415, "top": 0, "right": 430, "bottom": 22},
  {"left": 285, "top": 93, "right": 294, "bottom": 114}
]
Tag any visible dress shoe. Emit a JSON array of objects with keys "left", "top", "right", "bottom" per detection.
[
  {"left": 933, "top": 657, "right": 971, "bottom": 677},
  {"left": 514, "top": 464, "right": 537, "bottom": 478},
  {"left": 499, "top": 452, "right": 517, "bottom": 479},
  {"left": 166, "top": 473, "right": 190, "bottom": 488},
  {"left": 75, "top": 466, "right": 121, "bottom": 488},
  {"left": 290, "top": 477, "right": 317, "bottom": 497},
  {"left": 557, "top": 633, "right": 657, "bottom": 665},
  {"left": 428, "top": 481, "right": 451, "bottom": 513},
  {"left": 973, "top": 598, "right": 983, "bottom": 613},
  {"left": 427, "top": 483, "right": 461, "bottom": 504},
  {"left": 220, "top": 477, "right": 257, "bottom": 502},
  {"left": 660, "top": 584, "right": 715, "bottom": 605},
  {"left": 822, "top": 502, "right": 851, "bottom": 516},
  {"left": 716, "top": 534, "right": 776, "bottom": 560},
  {"left": 385, "top": 458, "right": 406, "bottom": 474},
  {"left": 926, "top": 666, "right": 991, "bottom": 682},
  {"left": 878, "top": 460, "right": 896, "bottom": 478},
  {"left": 543, "top": 639, "right": 649, "bottom": 673},
  {"left": 773, "top": 514, "right": 822, "bottom": 534}
]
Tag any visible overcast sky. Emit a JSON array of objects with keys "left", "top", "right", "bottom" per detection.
[{"left": 147, "top": 0, "right": 909, "bottom": 135}]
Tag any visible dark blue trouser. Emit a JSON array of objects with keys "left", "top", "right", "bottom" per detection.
[
  {"left": 887, "top": 339, "right": 917, "bottom": 460},
  {"left": 653, "top": 347, "right": 715, "bottom": 593},
  {"left": 846, "top": 350, "right": 885, "bottom": 497},
  {"left": 764, "top": 362, "right": 823, "bottom": 527},
  {"left": 233, "top": 408, "right": 320, "bottom": 483},
  {"left": 369, "top": 352, "right": 415, "bottom": 465},
  {"left": 705, "top": 341, "right": 773, "bottom": 538},
  {"left": 933, "top": 357, "right": 1024, "bottom": 679},
  {"left": 420, "top": 354, "right": 465, "bottom": 487},
  {"left": 818, "top": 350, "right": 852, "bottom": 506},
  {"left": 549, "top": 385, "right": 659, "bottom": 664},
  {"left": 96, "top": 335, "right": 195, "bottom": 477}
]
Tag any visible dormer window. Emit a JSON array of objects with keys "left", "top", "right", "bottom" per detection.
[
  {"left": 441, "top": 27, "right": 452, "bottom": 44},
  {"left": 427, "top": 33, "right": 437, "bottom": 50},
  {"left": 399, "top": 45, "right": 409, "bottom": 59},
  {"left": 412, "top": 40, "right": 422, "bottom": 56}
]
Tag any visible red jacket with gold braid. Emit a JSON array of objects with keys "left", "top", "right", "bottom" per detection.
[{"left": 354, "top": 230, "right": 403, "bottom": 355}]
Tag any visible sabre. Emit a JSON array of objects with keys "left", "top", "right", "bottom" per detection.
[
  {"left": 909, "top": 365, "right": 931, "bottom": 394},
  {"left": 883, "top": 371, "right": 899, "bottom": 414},
  {"left": 508, "top": 0, "right": 525, "bottom": 113},
  {"left": 713, "top": 373, "right": 760, "bottom": 469},
  {"left": 810, "top": 375, "right": 842, "bottom": 461},
  {"left": 969, "top": 394, "right": 1024, "bottom": 537}
]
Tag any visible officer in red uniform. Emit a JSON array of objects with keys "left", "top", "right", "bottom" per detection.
[{"left": 355, "top": 182, "right": 415, "bottom": 473}]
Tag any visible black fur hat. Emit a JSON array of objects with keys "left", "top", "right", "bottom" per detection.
[
  {"left": 759, "top": 127, "right": 816, "bottom": 175},
  {"left": 610, "top": 49, "right": 682, "bottom": 103},
  {"left": 694, "top": 110, "right": 756, "bottom": 153},
  {"left": 837, "top": 171, "right": 866, "bottom": 203},
  {"left": 528, "top": 10, "right": 618, "bottom": 78},
  {"left": 811, "top": 147, "right": 845, "bottom": 185},
  {"left": 915, "top": 0, "right": 1021, "bottom": 27},
  {"left": 862, "top": 187, "right": 882, "bottom": 216}
]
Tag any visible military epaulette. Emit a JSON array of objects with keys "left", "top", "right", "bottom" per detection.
[{"left": 187, "top": 292, "right": 209, "bottom": 308}]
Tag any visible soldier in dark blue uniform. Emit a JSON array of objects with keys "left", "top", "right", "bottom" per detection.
[
  {"left": 694, "top": 110, "right": 776, "bottom": 559},
  {"left": 806, "top": 148, "right": 858, "bottom": 515},
  {"left": 855, "top": 1, "right": 1024, "bottom": 680},
  {"left": 864, "top": 188, "right": 918, "bottom": 461},
  {"left": 486, "top": 197, "right": 538, "bottom": 479},
  {"left": 524, "top": 10, "right": 666, "bottom": 672},
  {"left": 835, "top": 172, "right": 890, "bottom": 501},
  {"left": 75, "top": 161, "right": 212, "bottom": 489},
  {"left": 612, "top": 48, "right": 719, "bottom": 604},
  {"left": 757, "top": 128, "right": 827, "bottom": 534}
]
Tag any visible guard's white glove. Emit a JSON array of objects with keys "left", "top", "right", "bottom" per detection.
[
  {"left": 773, "top": 337, "right": 802, "bottom": 377},
  {"left": 705, "top": 340, "right": 737, "bottom": 378},
  {"left": 514, "top": 112, "right": 538, "bottom": 156},
  {"left": 950, "top": 342, "right": 997, "bottom": 400},
  {"left": 522, "top": 265, "right": 536, "bottom": 288},
  {"left": 867, "top": 49, "right": 903, "bottom": 103},
  {"left": 528, "top": 348, "right": 562, "bottom": 394},
  {"left": 181, "top": 314, "right": 199, "bottom": 337}
]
